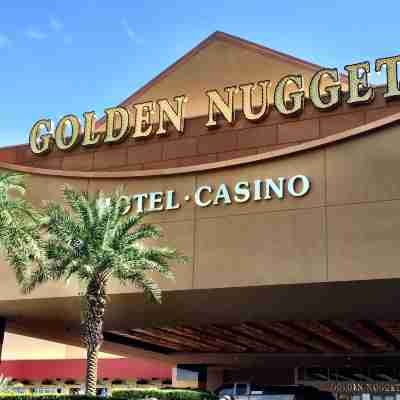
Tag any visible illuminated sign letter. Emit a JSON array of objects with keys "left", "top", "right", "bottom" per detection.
[
  {"left": 375, "top": 55, "right": 400, "bottom": 99},
  {"left": 104, "top": 107, "right": 130, "bottom": 144},
  {"left": 240, "top": 80, "right": 271, "bottom": 121},
  {"left": 54, "top": 115, "right": 81, "bottom": 151},
  {"left": 132, "top": 193, "right": 148, "bottom": 213},
  {"left": 234, "top": 181, "right": 251, "bottom": 203},
  {"left": 82, "top": 111, "right": 101, "bottom": 147},
  {"left": 133, "top": 101, "right": 154, "bottom": 138},
  {"left": 165, "top": 191, "right": 180, "bottom": 210},
  {"left": 309, "top": 69, "right": 341, "bottom": 110},
  {"left": 205, "top": 86, "right": 236, "bottom": 128},
  {"left": 287, "top": 175, "right": 311, "bottom": 197},
  {"left": 148, "top": 192, "right": 164, "bottom": 212},
  {"left": 195, "top": 186, "right": 212, "bottom": 207},
  {"left": 29, "top": 119, "right": 53, "bottom": 155},
  {"left": 345, "top": 61, "right": 374, "bottom": 104},
  {"left": 213, "top": 184, "right": 232, "bottom": 205},
  {"left": 274, "top": 75, "right": 304, "bottom": 115},
  {"left": 119, "top": 195, "right": 132, "bottom": 216},
  {"left": 265, "top": 177, "right": 285, "bottom": 199},
  {"left": 156, "top": 95, "right": 187, "bottom": 135}
]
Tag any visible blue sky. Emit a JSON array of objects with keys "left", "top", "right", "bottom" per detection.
[{"left": 1, "top": 0, "right": 399, "bottom": 147}]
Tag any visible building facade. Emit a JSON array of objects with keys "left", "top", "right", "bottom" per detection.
[
  {"left": 1, "top": 31, "right": 400, "bottom": 398},
  {"left": 0, "top": 333, "right": 171, "bottom": 394}
]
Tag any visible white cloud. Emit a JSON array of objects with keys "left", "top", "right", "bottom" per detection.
[
  {"left": 121, "top": 18, "right": 143, "bottom": 45},
  {"left": 26, "top": 27, "right": 47, "bottom": 40},
  {"left": 50, "top": 16, "right": 63, "bottom": 32},
  {"left": 0, "top": 33, "right": 12, "bottom": 48}
]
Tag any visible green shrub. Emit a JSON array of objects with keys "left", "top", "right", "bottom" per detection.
[
  {"left": 0, "top": 396, "right": 97, "bottom": 400},
  {"left": 112, "top": 388, "right": 217, "bottom": 400}
]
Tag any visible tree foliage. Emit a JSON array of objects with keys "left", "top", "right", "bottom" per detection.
[
  {"left": 4, "top": 181, "right": 187, "bottom": 395},
  {"left": 0, "top": 172, "right": 43, "bottom": 280},
  {"left": 19, "top": 185, "right": 186, "bottom": 302}
]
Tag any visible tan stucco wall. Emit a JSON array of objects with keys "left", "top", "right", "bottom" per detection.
[
  {"left": 2, "top": 333, "right": 120, "bottom": 360},
  {"left": 0, "top": 122, "right": 400, "bottom": 303}
]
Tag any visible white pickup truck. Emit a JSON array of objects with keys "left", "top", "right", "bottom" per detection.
[{"left": 215, "top": 383, "right": 335, "bottom": 400}]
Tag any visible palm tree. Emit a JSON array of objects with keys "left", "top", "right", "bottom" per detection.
[
  {"left": 16, "top": 185, "right": 186, "bottom": 396},
  {"left": 0, "top": 172, "right": 43, "bottom": 275}
]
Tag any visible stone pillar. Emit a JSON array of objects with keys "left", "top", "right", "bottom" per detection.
[{"left": 171, "top": 366, "right": 178, "bottom": 387}]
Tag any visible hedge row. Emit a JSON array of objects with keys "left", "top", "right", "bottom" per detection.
[
  {"left": 0, "top": 396, "right": 96, "bottom": 400},
  {"left": 0, "top": 390, "right": 217, "bottom": 400},
  {"left": 112, "top": 389, "right": 217, "bottom": 400}
]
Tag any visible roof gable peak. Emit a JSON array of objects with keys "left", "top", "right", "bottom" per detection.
[{"left": 109, "top": 31, "right": 325, "bottom": 113}]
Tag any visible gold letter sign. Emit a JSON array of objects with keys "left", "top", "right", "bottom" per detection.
[{"left": 29, "top": 53, "right": 400, "bottom": 155}]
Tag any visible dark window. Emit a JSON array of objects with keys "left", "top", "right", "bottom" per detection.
[
  {"left": 250, "top": 384, "right": 268, "bottom": 394},
  {"left": 236, "top": 384, "right": 248, "bottom": 396},
  {"left": 217, "top": 385, "right": 234, "bottom": 397},
  {"left": 248, "top": 386, "right": 297, "bottom": 400}
]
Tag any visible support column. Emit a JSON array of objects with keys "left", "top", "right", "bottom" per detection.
[
  {"left": 206, "top": 367, "right": 224, "bottom": 392},
  {"left": 171, "top": 366, "right": 178, "bottom": 387},
  {"left": 0, "top": 318, "right": 5, "bottom": 362}
]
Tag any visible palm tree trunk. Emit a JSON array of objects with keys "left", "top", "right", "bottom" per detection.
[
  {"left": 85, "top": 347, "right": 98, "bottom": 396},
  {"left": 82, "top": 279, "right": 106, "bottom": 396}
]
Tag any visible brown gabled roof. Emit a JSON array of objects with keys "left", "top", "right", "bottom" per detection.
[
  {"left": 96, "top": 31, "right": 345, "bottom": 128},
  {"left": 115, "top": 31, "right": 328, "bottom": 104},
  {"left": 0, "top": 30, "right": 365, "bottom": 171}
]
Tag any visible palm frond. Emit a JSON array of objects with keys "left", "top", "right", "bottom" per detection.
[
  {"left": 21, "top": 261, "right": 51, "bottom": 293},
  {"left": 0, "top": 173, "right": 45, "bottom": 278},
  {"left": 112, "top": 265, "right": 163, "bottom": 303},
  {"left": 112, "top": 213, "right": 145, "bottom": 248},
  {"left": 0, "top": 172, "right": 26, "bottom": 195},
  {"left": 4, "top": 181, "right": 187, "bottom": 306},
  {"left": 62, "top": 185, "right": 94, "bottom": 229}
]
